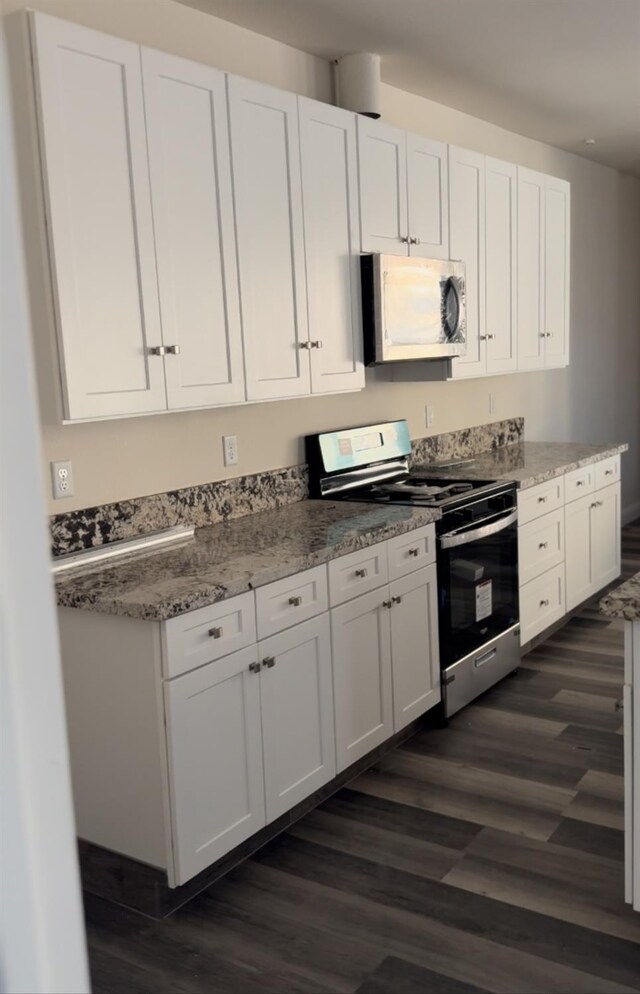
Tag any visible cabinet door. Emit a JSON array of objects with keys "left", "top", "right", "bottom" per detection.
[
  {"left": 142, "top": 50, "right": 245, "bottom": 409},
  {"left": 592, "top": 484, "right": 621, "bottom": 591},
  {"left": 30, "top": 12, "right": 167, "bottom": 420},
  {"left": 390, "top": 565, "right": 441, "bottom": 731},
  {"left": 517, "top": 167, "right": 545, "bottom": 371},
  {"left": 331, "top": 588, "right": 393, "bottom": 772},
  {"left": 406, "top": 134, "right": 449, "bottom": 260},
  {"left": 259, "top": 615, "right": 335, "bottom": 821},
  {"left": 485, "top": 157, "right": 517, "bottom": 374},
  {"left": 448, "top": 146, "right": 486, "bottom": 379},
  {"left": 164, "top": 645, "right": 265, "bottom": 885},
  {"left": 565, "top": 492, "right": 594, "bottom": 611},
  {"left": 357, "top": 117, "right": 408, "bottom": 254},
  {"left": 544, "top": 176, "right": 571, "bottom": 368},
  {"left": 227, "top": 76, "right": 310, "bottom": 400},
  {"left": 298, "top": 99, "right": 364, "bottom": 394}
]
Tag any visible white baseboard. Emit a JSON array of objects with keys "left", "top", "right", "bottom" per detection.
[{"left": 622, "top": 500, "right": 640, "bottom": 526}]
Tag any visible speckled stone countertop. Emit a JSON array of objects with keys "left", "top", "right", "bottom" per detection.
[
  {"left": 55, "top": 500, "right": 440, "bottom": 622},
  {"left": 600, "top": 573, "right": 640, "bottom": 621},
  {"left": 413, "top": 441, "right": 627, "bottom": 490}
]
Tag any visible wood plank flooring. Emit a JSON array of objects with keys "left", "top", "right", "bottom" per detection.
[{"left": 85, "top": 520, "right": 640, "bottom": 994}]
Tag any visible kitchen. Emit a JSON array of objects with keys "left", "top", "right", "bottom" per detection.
[{"left": 3, "top": 2, "right": 640, "bottom": 989}]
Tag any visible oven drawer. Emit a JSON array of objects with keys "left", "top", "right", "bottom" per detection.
[
  {"left": 564, "top": 466, "right": 595, "bottom": 503},
  {"left": 518, "top": 509, "right": 565, "bottom": 586},
  {"left": 594, "top": 455, "right": 620, "bottom": 491},
  {"left": 255, "top": 564, "right": 328, "bottom": 639},
  {"left": 519, "top": 564, "right": 565, "bottom": 645},
  {"left": 328, "top": 542, "right": 389, "bottom": 606},
  {"left": 387, "top": 523, "right": 436, "bottom": 580},
  {"left": 162, "top": 591, "right": 257, "bottom": 679},
  {"left": 517, "top": 477, "right": 565, "bottom": 525}
]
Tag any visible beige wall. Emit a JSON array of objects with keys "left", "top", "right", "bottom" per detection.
[{"left": 4, "top": 0, "right": 640, "bottom": 518}]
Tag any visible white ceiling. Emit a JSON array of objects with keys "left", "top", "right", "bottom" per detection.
[{"left": 178, "top": 0, "right": 640, "bottom": 176}]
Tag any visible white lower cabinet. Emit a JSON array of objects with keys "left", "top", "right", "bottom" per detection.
[
  {"left": 389, "top": 566, "right": 441, "bottom": 731},
  {"left": 164, "top": 644, "right": 266, "bottom": 885},
  {"left": 331, "top": 588, "right": 394, "bottom": 772},
  {"left": 519, "top": 563, "right": 565, "bottom": 644},
  {"left": 259, "top": 615, "right": 335, "bottom": 821},
  {"left": 566, "top": 483, "right": 621, "bottom": 611}
]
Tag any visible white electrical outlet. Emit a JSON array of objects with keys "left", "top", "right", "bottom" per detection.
[
  {"left": 223, "top": 435, "right": 238, "bottom": 467},
  {"left": 425, "top": 405, "right": 435, "bottom": 429},
  {"left": 51, "top": 459, "right": 74, "bottom": 499},
  {"left": 489, "top": 393, "right": 497, "bottom": 416}
]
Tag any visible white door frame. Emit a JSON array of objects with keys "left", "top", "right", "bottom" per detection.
[{"left": 0, "top": 21, "right": 90, "bottom": 993}]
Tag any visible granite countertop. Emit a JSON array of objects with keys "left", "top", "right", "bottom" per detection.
[
  {"left": 55, "top": 500, "right": 440, "bottom": 622},
  {"left": 412, "top": 441, "right": 627, "bottom": 490},
  {"left": 600, "top": 573, "right": 640, "bottom": 621}
]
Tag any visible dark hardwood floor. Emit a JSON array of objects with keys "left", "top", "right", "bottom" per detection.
[{"left": 85, "top": 520, "right": 640, "bottom": 994}]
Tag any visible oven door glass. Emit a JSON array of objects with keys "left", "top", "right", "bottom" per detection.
[{"left": 437, "top": 509, "right": 519, "bottom": 668}]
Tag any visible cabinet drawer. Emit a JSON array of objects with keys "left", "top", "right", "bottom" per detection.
[
  {"left": 162, "top": 591, "right": 256, "bottom": 679},
  {"left": 594, "top": 455, "right": 620, "bottom": 490},
  {"left": 328, "top": 542, "right": 389, "bottom": 607},
  {"left": 519, "top": 564, "right": 565, "bottom": 645},
  {"left": 387, "top": 523, "right": 436, "bottom": 580},
  {"left": 564, "top": 466, "right": 595, "bottom": 503},
  {"left": 518, "top": 509, "right": 564, "bottom": 586},
  {"left": 518, "top": 477, "right": 565, "bottom": 525},
  {"left": 255, "top": 565, "right": 328, "bottom": 639}
]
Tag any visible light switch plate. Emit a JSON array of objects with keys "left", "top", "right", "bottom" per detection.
[{"left": 51, "top": 459, "right": 73, "bottom": 499}]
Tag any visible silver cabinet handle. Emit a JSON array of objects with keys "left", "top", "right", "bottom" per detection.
[
  {"left": 547, "top": 332, "right": 554, "bottom": 338},
  {"left": 576, "top": 480, "right": 585, "bottom": 486},
  {"left": 479, "top": 335, "right": 488, "bottom": 341},
  {"left": 288, "top": 595, "right": 302, "bottom": 607},
  {"left": 407, "top": 548, "right": 420, "bottom": 557},
  {"left": 487, "top": 333, "right": 496, "bottom": 340},
  {"left": 539, "top": 599, "right": 550, "bottom": 607},
  {"left": 262, "top": 656, "right": 276, "bottom": 669},
  {"left": 605, "top": 469, "right": 615, "bottom": 476},
  {"left": 208, "top": 626, "right": 223, "bottom": 639},
  {"left": 382, "top": 599, "right": 393, "bottom": 609},
  {"left": 166, "top": 344, "right": 181, "bottom": 355},
  {"left": 538, "top": 541, "right": 548, "bottom": 550},
  {"left": 399, "top": 235, "right": 410, "bottom": 243},
  {"left": 310, "top": 340, "right": 323, "bottom": 349},
  {"left": 299, "top": 341, "right": 312, "bottom": 350},
  {"left": 539, "top": 333, "right": 546, "bottom": 339},
  {"left": 355, "top": 568, "right": 368, "bottom": 578},
  {"left": 391, "top": 595, "right": 402, "bottom": 605},
  {"left": 249, "top": 661, "right": 261, "bottom": 674},
  {"left": 148, "top": 345, "right": 167, "bottom": 356},
  {"left": 597, "top": 500, "right": 603, "bottom": 507},
  {"left": 615, "top": 699, "right": 624, "bottom": 712},
  {"left": 409, "top": 236, "right": 421, "bottom": 245},
  {"left": 537, "top": 496, "right": 548, "bottom": 503}
]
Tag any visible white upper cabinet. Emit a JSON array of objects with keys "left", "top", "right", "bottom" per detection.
[
  {"left": 517, "top": 167, "right": 545, "bottom": 370},
  {"left": 448, "top": 146, "right": 486, "bottom": 379},
  {"left": 485, "top": 157, "right": 517, "bottom": 374},
  {"left": 30, "top": 13, "right": 167, "bottom": 420},
  {"left": 298, "top": 99, "right": 364, "bottom": 394},
  {"left": 227, "top": 76, "right": 310, "bottom": 401},
  {"left": 142, "top": 50, "right": 245, "bottom": 410},
  {"left": 406, "top": 134, "right": 449, "bottom": 259},
  {"left": 544, "top": 175, "right": 571, "bottom": 368},
  {"left": 357, "top": 118, "right": 409, "bottom": 253}
]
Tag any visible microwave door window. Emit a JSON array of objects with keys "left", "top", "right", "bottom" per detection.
[
  {"left": 383, "top": 267, "right": 443, "bottom": 346},
  {"left": 441, "top": 277, "right": 464, "bottom": 343}
]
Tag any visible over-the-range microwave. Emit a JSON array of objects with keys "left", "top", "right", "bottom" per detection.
[{"left": 361, "top": 253, "right": 467, "bottom": 365}]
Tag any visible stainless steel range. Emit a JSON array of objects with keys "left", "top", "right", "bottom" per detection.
[{"left": 306, "top": 420, "right": 521, "bottom": 717}]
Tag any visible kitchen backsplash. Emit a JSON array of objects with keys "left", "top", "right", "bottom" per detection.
[{"left": 50, "top": 418, "right": 524, "bottom": 557}]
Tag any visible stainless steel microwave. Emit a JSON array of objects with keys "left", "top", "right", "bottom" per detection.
[{"left": 361, "top": 254, "right": 467, "bottom": 364}]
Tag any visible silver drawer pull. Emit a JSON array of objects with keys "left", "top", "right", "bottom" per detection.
[
  {"left": 605, "top": 469, "right": 615, "bottom": 476},
  {"left": 148, "top": 345, "right": 167, "bottom": 356},
  {"left": 262, "top": 656, "right": 276, "bottom": 669},
  {"left": 382, "top": 599, "right": 393, "bottom": 609},
  {"left": 299, "top": 341, "right": 312, "bottom": 350},
  {"left": 166, "top": 344, "right": 181, "bottom": 355},
  {"left": 288, "top": 595, "right": 302, "bottom": 607},
  {"left": 407, "top": 548, "right": 420, "bottom": 557},
  {"left": 576, "top": 480, "right": 585, "bottom": 486},
  {"left": 355, "top": 568, "right": 368, "bottom": 578},
  {"left": 208, "top": 626, "right": 223, "bottom": 639},
  {"left": 399, "top": 235, "right": 410, "bottom": 243},
  {"left": 537, "top": 496, "right": 548, "bottom": 503},
  {"left": 539, "top": 599, "right": 550, "bottom": 607},
  {"left": 615, "top": 699, "right": 624, "bottom": 712},
  {"left": 310, "top": 340, "right": 322, "bottom": 349},
  {"left": 538, "top": 542, "right": 548, "bottom": 550},
  {"left": 248, "top": 661, "right": 261, "bottom": 674},
  {"left": 475, "top": 647, "right": 497, "bottom": 668},
  {"left": 391, "top": 595, "right": 402, "bottom": 605}
]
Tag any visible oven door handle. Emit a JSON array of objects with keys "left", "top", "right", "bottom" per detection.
[{"left": 439, "top": 508, "right": 518, "bottom": 549}]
